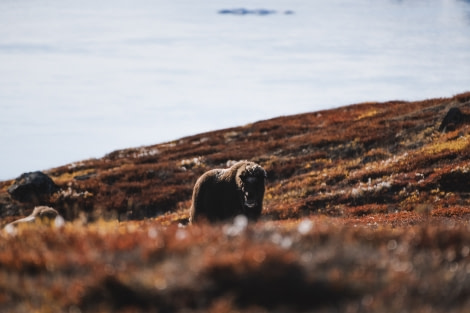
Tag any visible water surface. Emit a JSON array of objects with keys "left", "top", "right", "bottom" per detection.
[{"left": 1, "top": 0, "right": 470, "bottom": 179}]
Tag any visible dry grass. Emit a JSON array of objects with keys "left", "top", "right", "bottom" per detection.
[{"left": 1, "top": 92, "right": 470, "bottom": 312}]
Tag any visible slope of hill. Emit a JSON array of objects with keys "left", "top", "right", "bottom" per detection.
[{"left": 1, "top": 92, "right": 470, "bottom": 312}]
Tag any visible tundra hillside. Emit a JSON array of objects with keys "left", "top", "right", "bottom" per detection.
[{"left": 1, "top": 92, "right": 470, "bottom": 312}]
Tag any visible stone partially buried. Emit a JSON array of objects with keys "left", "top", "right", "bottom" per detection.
[{"left": 7, "top": 171, "right": 59, "bottom": 203}]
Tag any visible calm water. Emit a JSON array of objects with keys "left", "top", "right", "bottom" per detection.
[{"left": 1, "top": 0, "right": 470, "bottom": 180}]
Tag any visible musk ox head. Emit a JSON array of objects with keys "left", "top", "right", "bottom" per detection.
[
  {"left": 190, "top": 160, "right": 267, "bottom": 223},
  {"left": 236, "top": 162, "right": 267, "bottom": 214}
]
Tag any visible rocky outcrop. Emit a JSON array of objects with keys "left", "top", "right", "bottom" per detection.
[
  {"left": 7, "top": 171, "right": 59, "bottom": 203},
  {"left": 438, "top": 107, "right": 470, "bottom": 132}
]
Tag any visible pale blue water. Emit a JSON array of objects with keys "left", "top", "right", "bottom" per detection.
[{"left": 1, "top": 0, "right": 470, "bottom": 180}]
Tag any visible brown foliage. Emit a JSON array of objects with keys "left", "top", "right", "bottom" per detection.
[{"left": 1, "top": 92, "right": 470, "bottom": 312}]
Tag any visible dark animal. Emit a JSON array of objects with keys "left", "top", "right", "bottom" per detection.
[
  {"left": 439, "top": 107, "right": 469, "bottom": 132},
  {"left": 189, "top": 161, "right": 267, "bottom": 223},
  {"left": 4, "top": 206, "right": 60, "bottom": 229}
]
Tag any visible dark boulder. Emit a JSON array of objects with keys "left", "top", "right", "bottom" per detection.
[
  {"left": 439, "top": 107, "right": 467, "bottom": 132},
  {"left": 7, "top": 171, "right": 59, "bottom": 203}
]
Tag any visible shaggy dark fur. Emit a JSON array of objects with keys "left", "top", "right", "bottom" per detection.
[{"left": 189, "top": 161, "right": 267, "bottom": 223}]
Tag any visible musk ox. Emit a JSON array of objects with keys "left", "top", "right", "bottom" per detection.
[
  {"left": 4, "top": 206, "right": 62, "bottom": 231},
  {"left": 189, "top": 161, "right": 267, "bottom": 223}
]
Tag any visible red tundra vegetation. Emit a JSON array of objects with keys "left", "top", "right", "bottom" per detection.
[{"left": 1, "top": 92, "right": 470, "bottom": 312}]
